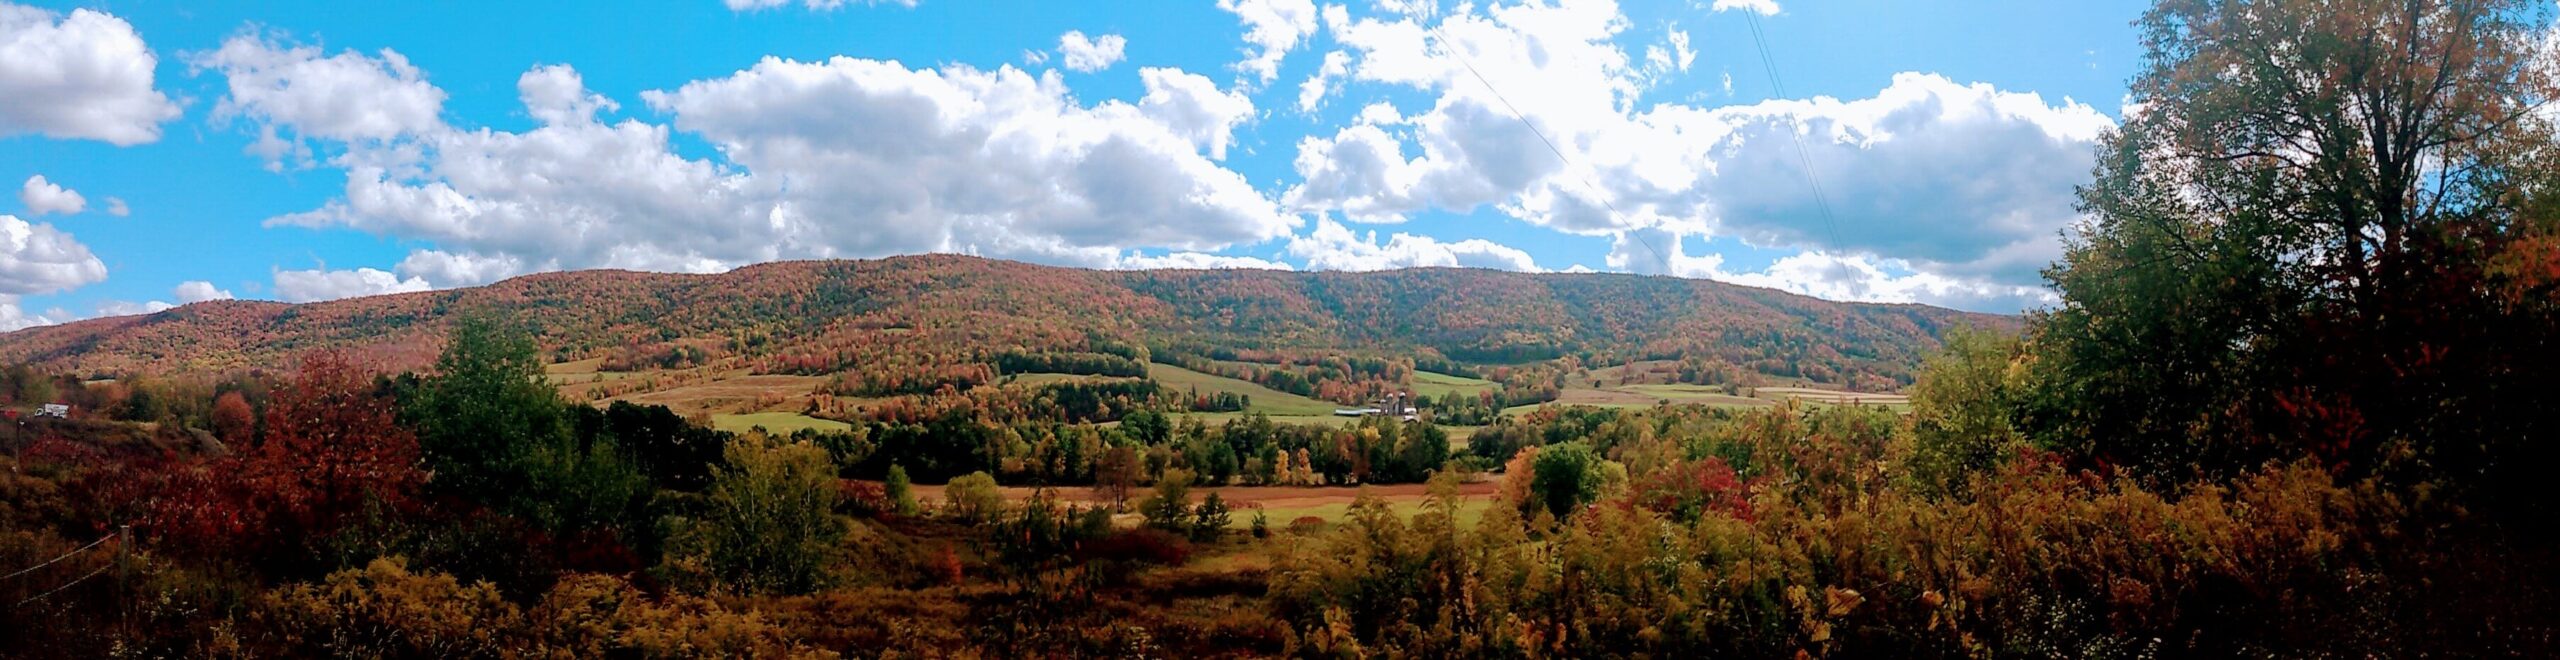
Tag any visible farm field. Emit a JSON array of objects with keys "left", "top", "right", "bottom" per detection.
[
  {"left": 608, "top": 374, "right": 832, "bottom": 416},
  {"left": 1147, "top": 362, "right": 1340, "bottom": 416},
  {"left": 711, "top": 411, "right": 852, "bottom": 435},
  {"left": 1411, "top": 370, "right": 1498, "bottom": 399},
  {"left": 903, "top": 479, "right": 1505, "bottom": 530}
]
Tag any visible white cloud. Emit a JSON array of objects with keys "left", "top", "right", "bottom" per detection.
[
  {"left": 1, "top": 213, "right": 108, "bottom": 296},
  {"left": 219, "top": 46, "right": 1297, "bottom": 287},
  {"left": 723, "top": 0, "right": 915, "bottom": 10},
  {"left": 1286, "top": 217, "right": 1540, "bottom": 271},
  {"left": 1289, "top": 1, "right": 2107, "bottom": 292},
  {"left": 272, "top": 267, "right": 432, "bottom": 303},
  {"left": 1057, "top": 31, "right": 1127, "bottom": 73},
  {"left": 1138, "top": 67, "right": 1255, "bottom": 159},
  {"left": 395, "top": 250, "right": 526, "bottom": 288},
  {"left": 1218, "top": 0, "right": 1319, "bottom": 83},
  {"left": 102, "top": 197, "right": 128, "bottom": 216},
  {"left": 92, "top": 299, "right": 173, "bottom": 317},
  {"left": 1112, "top": 251, "right": 1294, "bottom": 270},
  {"left": 1709, "top": 0, "right": 1780, "bottom": 16},
  {"left": 173, "top": 280, "right": 235, "bottom": 303},
  {"left": 190, "top": 32, "right": 449, "bottom": 168},
  {"left": 0, "top": 3, "right": 179, "bottom": 145},
  {"left": 1605, "top": 227, "right": 2055, "bottom": 312},
  {"left": 18, "top": 175, "right": 84, "bottom": 215},
  {"left": 519, "top": 64, "right": 619, "bottom": 126},
  {"left": 0, "top": 295, "right": 67, "bottom": 332},
  {"left": 1297, "top": 50, "right": 1352, "bottom": 113}
]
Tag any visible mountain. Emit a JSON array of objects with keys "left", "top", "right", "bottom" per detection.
[{"left": 0, "top": 254, "right": 2012, "bottom": 390}]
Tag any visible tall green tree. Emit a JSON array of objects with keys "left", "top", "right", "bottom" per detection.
[
  {"left": 2031, "top": 0, "right": 2560, "bottom": 510},
  {"left": 693, "top": 437, "right": 845, "bottom": 595},
  {"left": 407, "top": 314, "right": 567, "bottom": 500}
]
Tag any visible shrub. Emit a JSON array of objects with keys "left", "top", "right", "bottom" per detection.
[
  {"left": 884, "top": 464, "right": 919, "bottom": 517},
  {"left": 684, "top": 437, "right": 844, "bottom": 595},
  {"left": 263, "top": 557, "right": 517, "bottom": 658},
  {"left": 1191, "top": 492, "right": 1232, "bottom": 540},
  {"left": 941, "top": 471, "right": 1004, "bottom": 524}
]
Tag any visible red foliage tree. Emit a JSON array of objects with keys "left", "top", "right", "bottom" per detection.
[
  {"left": 210, "top": 391, "right": 256, "bottom": 444},
  {"left": 244, "top": 351, "right": 424, "bottom": 538}
]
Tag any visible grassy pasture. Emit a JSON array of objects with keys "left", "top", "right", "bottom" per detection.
[
  {"left": 1411, "top": 370, "right": 1497, "bottom": 400},
  {"left": 610, "top": 374, "right": 832, "bottom": 416},
  {"left": 711, "top": 411, "right": 853, "bottom": 435},
  {"left": 1148, "top": 362, "right": 1340, "bottom": 416},
  {"left": 902, "top": 479, "right": 1505, "bottom": 530}
]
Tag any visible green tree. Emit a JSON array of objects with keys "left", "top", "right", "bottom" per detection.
[
  {"left": 1191, "top": 492, "right": 1232, "bottom": 540},
  {"left": 693, "top": 437, "right": 845, "bottom": 595},
  {"left": 2031, "top": 0, "right": 2560, "bottom": 502},
  {"left": 406, "top": 314, "right": 565, "bottom": 501},
  {"left": 1905, "top": 326, "right": 2027, "bottom": 498},
  {"left": 1140, "top": 468, "right": 1195, "bottom": 532},
  {"left": 1526, "top": 442, "right": 1604, "bottom": 521},
  {"left": 884, "top": 464, "right": 920, "bottom": 516},
  {"left": 942, "top": 471, "right": 1004, "bottom": 523}
]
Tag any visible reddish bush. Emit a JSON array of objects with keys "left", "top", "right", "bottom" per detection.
[
  {"left": 1078, "top": 528, "right": 1192, "bottom": 566},
  {"left": 838, "top": 479, "right": 890, "bottom": 518},
  {"left": 1630, "top": 456, "right": 1754, "bottom": 522}
]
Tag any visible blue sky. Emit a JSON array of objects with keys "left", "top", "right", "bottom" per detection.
[{"left": 1, "top": 0, "right": 2146, "bottom": 330}]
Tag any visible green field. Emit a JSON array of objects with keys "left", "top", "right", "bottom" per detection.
[
  {"left": 1237, "top": 497, "right": 1495, "bottom": 530},
  {"left": 711, "top": 412, "right": 852, "bottom": 435},
  {"left": 1149, "top": 362, "right": 1340, "bottom": 416},
  {"left": 1411, "top": 370, "right": 1498, "bottom": 400}
]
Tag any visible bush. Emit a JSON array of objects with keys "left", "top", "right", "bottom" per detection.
[
  {"left": 941, "top": 471, "right": 1004, "bottom": 524},
  {"left": 263, "top": 558, "right": 517, "bottom": 658},
  {"left": 1191, "top": 492, "right": 1232, "bottom": 541},
  {"left": 682, "top": 437, "right": 844, "bottom": 595}
]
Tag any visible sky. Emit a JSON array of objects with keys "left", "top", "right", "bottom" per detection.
[{"left": 1, "top": 0, "right": 2148, "bottom": 331}]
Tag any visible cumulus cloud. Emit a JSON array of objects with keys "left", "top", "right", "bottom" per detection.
[
  {"left": 1286, "top": 218, "right": 1540, "bottom": 271},
  {"left": 1709, "top": 0, "right": 1781, "bottom": 16},
  {"left": 1287, "top": 0, "right": 2106, "bottom": 298},
  {"left": 102, "top": 197, "right": 128, "bottom": 216},
  {"left": 173, "top": 280, "right": 235, "bottom": 303},
  {"left": 18, "top": 175, "right": 84, "bottom": 215},
  {"left": 1056, "top": 31, "right": 1126, "bottom": 73},
  {"left": 723, "top": 0, "right": 915, "bottom": 11},
  {"left": 519, "top": 63, "right": 619, "bottom": 126},
  {"left": 0, "top": 296, "right": 61, "bottom": 332},
  {"left": 200, "top": 37, "right": 1297, "bottom": 288},
  {"left": 1138, "top": 68, "right": 1255, "bottom": 159},
  {"left": 1606, "top": 227, "right": 2055, "bottom": 311},
  {"left": 92, "top": 299, "right": 173, "bottom": 317},
  {"left": 1297, "top": 50, "right": 1352, "bottom": 112},
  {"left": 1112, "top": 251, "right": 1294, "bottom": 271},
  {"left": 0, "top": 3, "right": 180, "bottom": 145},
  {"left": 190, "top": 32, "right": 449, "bottom": 168},
  {"left": 1218, "top": 0, "right": 1319, "bottom": 82},
  {"left": 1, "top": 213, "right": 108, "bottom": 296},
  {"left": 272, "top": 267, "right": 431, "bottom": 302}
]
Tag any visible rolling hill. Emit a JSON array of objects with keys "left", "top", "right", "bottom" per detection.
[{"left": 0, "top": 254, "right": 2012, "bottom": 391}]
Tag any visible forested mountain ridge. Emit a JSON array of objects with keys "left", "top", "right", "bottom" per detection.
[{"left": 0, "top": 254, "right": 2009, "bottom": 389}]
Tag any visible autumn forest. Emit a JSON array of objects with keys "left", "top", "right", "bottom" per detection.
[{"left": 6, "top": 0, "right": 2560, "bottom": 657}]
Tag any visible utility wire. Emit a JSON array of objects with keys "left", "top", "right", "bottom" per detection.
[
  {"left": 0, "top": 534, "right": 111, "bottom": 582},
  {"left": 1426, "top": 23, "right": 1678, "bottom": 275},
  {"left": 13, "top": 563, "right": 111, "bottom": 608},
  {"left": 1742, "top": 11, "right": 1847, "bottom": 250}
]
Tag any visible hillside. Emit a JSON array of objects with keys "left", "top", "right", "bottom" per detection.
[{"left": 0, "top": 254, "right": 2011, "bottom": 392}]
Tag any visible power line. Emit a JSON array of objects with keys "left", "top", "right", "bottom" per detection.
[
  {"left": 1425, "top": 23, "right": 1679, "bottom": 276},
  {"left": 13, "top": 563, "right": 111, "bottom": 608},
  {"left": 1742, "top": 10, "right": 1846, "bottom": 250},
  {"left": 0, "top": 534, "right": 111, "bottom": 582}
]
